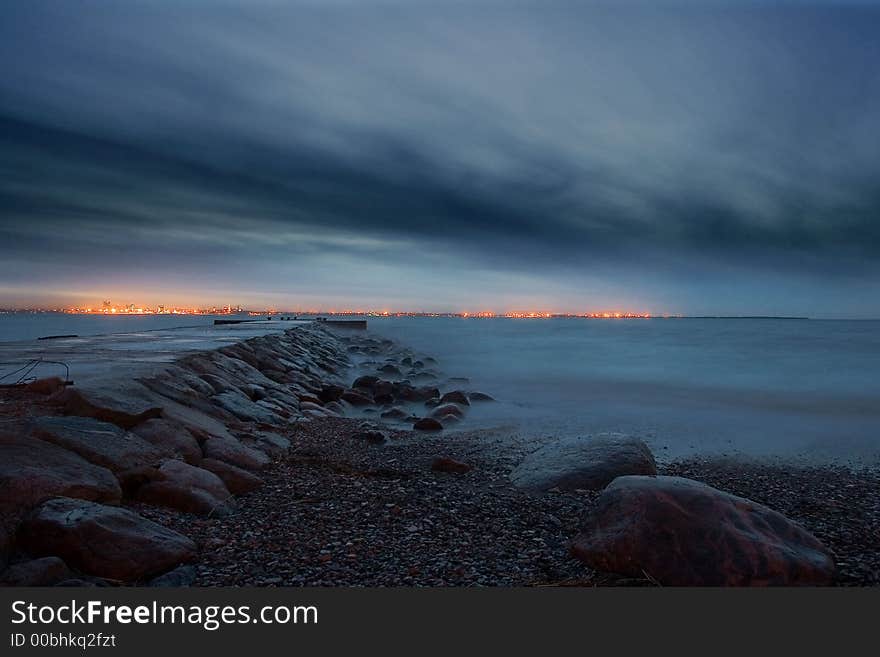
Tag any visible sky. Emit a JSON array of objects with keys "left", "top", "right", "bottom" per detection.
[{"left": 1, "top": 1, "right": 879, "bottom": 317}]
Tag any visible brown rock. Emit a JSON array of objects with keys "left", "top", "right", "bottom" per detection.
[
  {"left": 352, "top": 375, "right": 379, "bottom": 389},
  {"left": 49, "top": 387, "right": 162, "bottom": 430},
  {"left": 571, "top": 475, "right": 836, "bottom": 586},
  {"left": 202, "top": 435, "right": 270, "bottom": 471},
  {"left": 340, "top": 390, "right": 373, "bottom": 406},
  {"left": 31, "top": 416, "right": 164, "bottom": 474},
  {"left": 469, "top": 391, "right": 495, "bottom": 402},
  {"left": 413, "top": 418, "right": 443, "bottom": 432},
  {"left": 318, "top": 385, "right": 345, "bottom": 403},
  {"left": 431, "top": 457, "right": 472, "bottom": 474},
  {"left": 0, "top": 556, "right": 71, "bottom": 586},
  {"left": 136, "top": 461, "right": 232, "bottom": 516},
  {"left": 439, "top": 390, "right": 470, "bottom": 406},
  {"left": 131, "top": 418, "right": 202, "bottom": 465},
  {"left": 0, "top": 434, "right": 122, "bottom": 568},
  {"left": 199, "top": 459, "right": 263, "bottom": 495},
  {"left": 0, "top": 435, "right": 122, "bottom": 507},
  {"left": 19, "top": 497, "right": 197, "bottom": 582}
]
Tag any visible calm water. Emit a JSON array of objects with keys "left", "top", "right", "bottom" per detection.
[
  {"left": 2, "top": 313, "right": 878, "bottom": 465},
  {"left": 367, "top": 317, "right": 880, "bottom": 465}
]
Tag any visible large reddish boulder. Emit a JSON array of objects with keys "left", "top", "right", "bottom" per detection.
[
  {"left": 571, "top": 475, "right": 836, "bottom": 586},
  {"left": 19, "top": 497, "right": 197, "bottom": 582},
  {"left": 131, "top": 418, "right": 203, "bottom": 465},
  {"left": 31, "top": 416, "right": 164, "bottom": 474},
  {"left": 136, "top": 461, "right": 232, "bottom": 516},
  {"left": 511, "top": 434, "right": 656, "bottom": 492}
]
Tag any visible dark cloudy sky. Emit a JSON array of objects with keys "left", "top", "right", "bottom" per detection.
[{"left": 1, "top": 1, "right": 879, "bottom": 316}]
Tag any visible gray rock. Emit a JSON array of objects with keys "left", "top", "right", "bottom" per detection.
[
  {"left": 211, "top": 390, "right": 279, "bottom": 424},
  {"left": 511, "top": 433, "right": 657, "bottom": 492}
]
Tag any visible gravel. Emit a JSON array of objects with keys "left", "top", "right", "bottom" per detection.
[{"left": 135, "top": 417, "right": 880, "bottom": 587}]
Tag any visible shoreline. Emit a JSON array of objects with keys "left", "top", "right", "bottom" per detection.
[{"left": 1, "top": 324, "right": 877, "bottom": 586}]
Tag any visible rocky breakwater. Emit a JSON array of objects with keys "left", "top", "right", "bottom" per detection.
[
  {"left": 515, "top": 435, "right": 837, "bottom": 585},
  {"left": 0, "top": 323, "right": 390, "bottom": 585}
]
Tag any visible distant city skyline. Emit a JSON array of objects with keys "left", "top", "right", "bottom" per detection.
[{"left": 2, "top": 2, "right": 879, "bottom": 319}]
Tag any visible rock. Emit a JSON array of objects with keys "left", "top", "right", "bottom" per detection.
[
  {"left": 199, "top": 374, "right": 236, "bottom": 394},
  {"left": 469, "top": 391, "right": 495, "bottom": 402},
  {"left": 397, "top": 385, "right": 440, "bottom": 402},
  {"left": 31, "top": 416, "right": 164, "bottom": 474},
  {"left": 378, "top": 364, "right": 402, "bottom": 376},
  {"left": 300, "top": 401, "right": 327, "bottom": 414},
  {"left": 324, "top": 401, "right": 345, "bottom": 415},
  {"left": 242, "top": 383, "right": 267, "bottom": 401},
  {"left": 571, "top": 476, "right": 836, "bottom": 586},
  {"left": 352, "top": 375, "right": 379, "bottom": 389},
  {"left": 19, "top": 497, "right": 197, "bottom": 582},
  {"left": 341, "top": 390, "right": 374, "bottom": 406},
  {"left": 439, "top": 390, "right": 470, "bottom": 406},
  {"left": 431, "top": 404, "right": 465, "bottom": 419},
  {"left": 211, "top": 390, "right": 279, "bottom": 424},
  {"left": 25, "top": 377, "right": 67, "bottom": 396},
  {"left": 202, "top": 435, "right": 271, "bottom": 471},
  {"left": 199, "top": 459, "right": 263, "bottom": 495},
  {"left": 318, "top": 385, "right": 345, "bottom": 403},
  {"left": 0, "top": 434, "right": 122, "bottom": 568},
  {"left": 49, "top": 387, "right": 162, "bottom": 430},
  {"left": 0, "top": 435, "right": 122, "bottom": 507},
  {"left": 0, "top": 556, "right": 71, "bottom": 586},
  {"left": 116, "top": 465, "right": 165, "bottom": 497},
  {"left": 351, "top": 430, "right": 386, "bottom": 445},
  {"left": 431, "top": 457, "right": 472, "bottom": 474},
  {"left": 131, "top": 418, "right": 202, "bottom": 465},
  {"left": 148, "top": 564, "right": 197, "bottom": 587},
  {"left": 241, "top": 431, "right": 290, "bottom": 457},
  {"left": 413, "top": 418, "right": 443, "bottom": 432},
  {"left": 380, "top": 407, "right": 407, "bottom": 420},
  {"left": 136, "top": 461, "right": 232, "bottom": 517},
  {"left": 424, "top": 397, "right": 441, "bottom": 408},
  {"left": 511, "top": 434, "right": 657, "bottom": 492},
  {"left": 437, "top": 413, "right": 461, "bottom": 425}
]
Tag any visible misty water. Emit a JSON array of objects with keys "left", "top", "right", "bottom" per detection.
[
  {"left": 1, "top": 314, "right": 878, "bottom": 466},
  {"left": 367, "top": 317, "right": 880, "bottom": 466}
]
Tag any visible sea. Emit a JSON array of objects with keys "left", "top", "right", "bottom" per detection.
[{"left": 1, "top": 313, "right": 878, "bottom": 466}]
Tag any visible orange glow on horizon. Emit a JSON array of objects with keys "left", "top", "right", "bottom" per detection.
[{"left": 51, "top": 299, "right": 661, "bottom": 319}]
